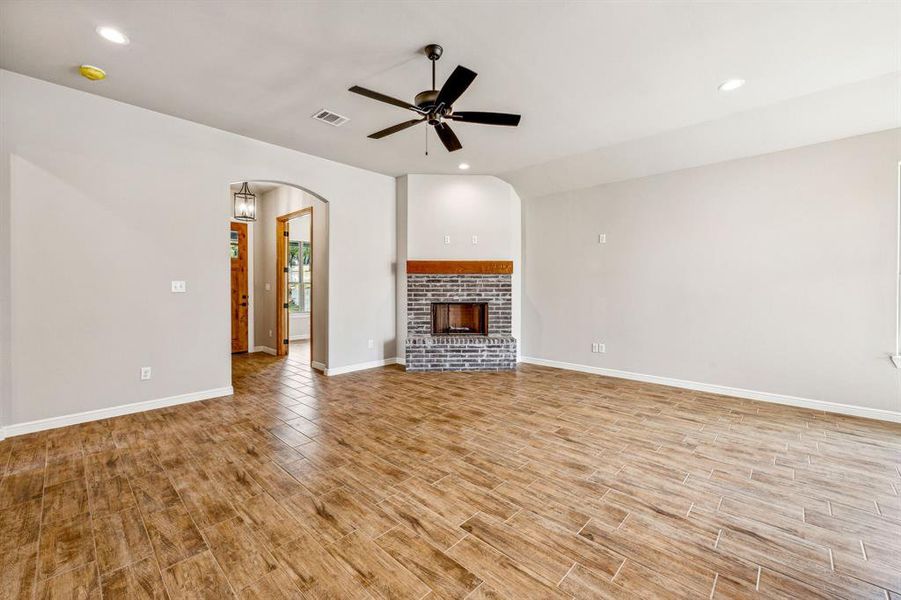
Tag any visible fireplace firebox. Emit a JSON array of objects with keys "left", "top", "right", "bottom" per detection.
[{"left": 431, "top": 302, "right": 488, "bottom": 336}]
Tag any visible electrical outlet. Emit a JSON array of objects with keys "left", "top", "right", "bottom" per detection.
[
  {"left": 598, "top": 234, "right": 606, "bottom": 244},
  {"left": 444, "top": 235, "right": 451, "bottom": 245},
  {"left": 591, "top": 343, "right": 599, "bottom": 353},
  {"left": 368, "top": 339, "right": 374, "bottom": 349},
  {"left": 171, "top": 280, "right": 186, "bottom": 293},
  {"left": 268, "top": 330, "right": 272, "bottom": 337},
  {"left": 472, "top": 235, "right": 478, "bottom": 244},
  {"left": 264, "top": 282, "right": 271, "bottom": 291},
  {"left": 597, "top": 343, "right": 606, "bottom": 353},
  {"left": 140, "top": 366, "right": 152, "bottom": 380}
]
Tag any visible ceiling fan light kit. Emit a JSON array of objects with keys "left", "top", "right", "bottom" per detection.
[{"left": 349, "top": 43, "right": 521, "bottom": 153}]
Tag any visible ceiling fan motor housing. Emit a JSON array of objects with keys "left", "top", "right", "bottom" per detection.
[{"left": 415, "top": 89, "right": 439, "bottom": 111}]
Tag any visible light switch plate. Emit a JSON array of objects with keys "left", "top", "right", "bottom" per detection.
[
  {"left": 171, "top": 280, "right": 186, "bottom": 293},
  {"left": 265, "top": 282, "right": 271, "bottom": 291},
  {"left": 598, "top": 234, "right": 606, "bottom": 244},
  {"left": 140, "top": 366, "right": 152, "bottom": 380},
  {"left": 472, "top": 235, "right": 478, "bottom": 244},
  {"left": 444, "top": 235, "right": 451, "bottom": 245}
]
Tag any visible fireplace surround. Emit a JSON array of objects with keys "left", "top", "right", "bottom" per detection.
[{"left": 405, "top": 260, "right": 516, "bottom": 371}]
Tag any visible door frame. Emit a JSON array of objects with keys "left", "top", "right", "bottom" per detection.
[
  {"left": 276, "top": 207, "right": 313, "bottom": 357},
  {"left": 230, "top": 221, "right": 249, "bottom": 353}
]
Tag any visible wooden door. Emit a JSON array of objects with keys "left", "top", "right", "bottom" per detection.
[
  {"left": 230, "top": 222, "right": 249, "bottom": 353},
  {"left": 276, "top": 207, "right": 312, "bottom": 357}
]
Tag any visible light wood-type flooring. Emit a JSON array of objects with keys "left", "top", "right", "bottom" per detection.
[{"left": 2, "top": 342, "right": 900, "bottom": 599}]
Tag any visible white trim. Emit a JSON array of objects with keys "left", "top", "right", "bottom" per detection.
[
  {"left": 288, "top": 334, "right": 310, "bottom": 341},
  {"left": 252, "top": 346, "right": 277, "bottom": 355},
  {"left": 325, "top": 357, "right": 397, "bottom": 376},
  {"left": 2, "top": 386, "right": 234, "bottom": 438},
  {"left": 311, "top": 360, "right": 327, "bottom": 372},
  {"left": 395, "top": 357, "right": 406, "bottom": 366},
  {"left": 520, "top": 356, "right": 901, "bottom": 423}
]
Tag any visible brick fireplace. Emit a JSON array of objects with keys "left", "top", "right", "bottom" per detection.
[{"left": 405, "top": 261, "right": 517, "bottom": 371}]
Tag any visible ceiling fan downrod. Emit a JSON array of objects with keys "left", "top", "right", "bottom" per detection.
[{"left": 425, "top": 43, "right": 443, "bottom": 91}]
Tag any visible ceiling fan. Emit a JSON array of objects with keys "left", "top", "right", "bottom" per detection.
[{"left": 349, "top": 44, "right": 521, "bottom": 153}]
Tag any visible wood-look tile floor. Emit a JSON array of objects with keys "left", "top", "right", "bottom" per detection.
[{"left": 2, "top": 342, "right": 900, "bottom": 599}]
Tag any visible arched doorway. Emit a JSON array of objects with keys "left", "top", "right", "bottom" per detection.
[{"left": 228, "top": 180, "right": 329, "bottom": 370}]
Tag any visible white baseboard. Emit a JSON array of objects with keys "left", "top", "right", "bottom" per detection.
[
  {"left": 396, "top": 357, "right": 406, "bottom": 366},
  {"left": 520, "top": 356, "right": 901, "bottom": 423},
  {"left": 252, "top": 346, "right": 277, "bottom": 356},
  {"left": 288, "top": 335, "right": 310, "bottom": 341},
  {"left": 2, "top": 386, "right": 234, "bottom": 438},
  {"left": 325, "top": 358, "right": 398, "bottom": 376}
]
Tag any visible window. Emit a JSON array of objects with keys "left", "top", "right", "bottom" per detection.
[
  {"left": 288, "top": 240, "right": 311, "bottom": 313},
  {"left": 229, "top": 230, "right": 240, "bottom": 258}
]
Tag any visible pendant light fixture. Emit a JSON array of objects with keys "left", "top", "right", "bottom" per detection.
[{"left": 233, "top": 182, "right": 257, "bottom": 222}]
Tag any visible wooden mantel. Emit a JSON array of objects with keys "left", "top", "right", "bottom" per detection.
[{"left": 407, "top": 260, "right": 513, "bottom": 275}]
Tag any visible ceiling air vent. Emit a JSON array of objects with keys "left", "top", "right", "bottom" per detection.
[{"left": 312, "top": 109, "right": 349, "bottom": 127}]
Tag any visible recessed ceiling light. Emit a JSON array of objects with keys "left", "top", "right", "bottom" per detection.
[
  {"left": 458, "top": 163, "right": 470, "bottom": 170},
  {"left": 96, "top": 26, "right": 129, "bottom": 45},
  {"left": 718, "top": 78, "right": 745, "bottom": 92}
]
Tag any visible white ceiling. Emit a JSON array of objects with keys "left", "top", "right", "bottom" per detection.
[
  {"left": 506, "top": 72, "right": 901, "bottom": 197},
  {"left": 1, "top": 1, "right": 899, "bottom": 189}
]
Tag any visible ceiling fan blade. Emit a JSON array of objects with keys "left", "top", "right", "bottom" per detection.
[
  {"left": 368, "top": 119, "right": 425, "bottom": 139},
  {"left": 349, "top": 86, "right": 422, "bottom": 113},
  {"left": 449, "top": 111, "right": 521, "bottom": 127},
  {"left": 434, "top": 122, "right": 462, "bottom": 152},
  {"left": 435, "top": 66, "right": 477, "bottom": 108}
]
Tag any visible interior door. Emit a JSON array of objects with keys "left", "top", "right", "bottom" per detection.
[{"left": 230, "top": 222, "right": 249, "bottom": 353}]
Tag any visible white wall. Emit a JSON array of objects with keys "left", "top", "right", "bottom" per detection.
[
  {"left": 289, "top": 313, "right": 310, "bottom": 341},
  {"left": 396, "top": 176, "right": 408, "bottom": 362},
  {"left": 522, "top": 128, "right": 901, "bottom": 417},
  {"left": 0, "top": 76, "right": 9, "bottom": 433},
  {"left": 406, "top": 175, "right": 520, "bottom": 260},
  {"left": 253, "top": 188, "right": 323, "bottom": 359},
  {"left": 289, "top": 214, "right": 311, "bottom": 243},
  {"left": 0, "top": 70, "right": 395, "bottom": 430},
  {"left": 396, "top": 174, "right": 522, "bottom": 360}
]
